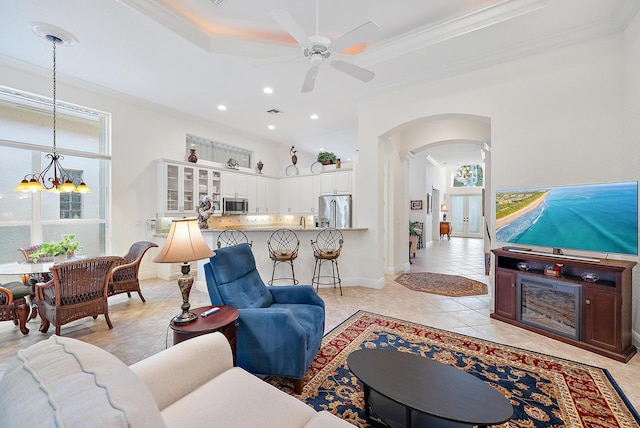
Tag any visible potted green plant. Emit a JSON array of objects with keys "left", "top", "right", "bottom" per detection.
[
  {"left": 317, "top": 151, "right": 337, "bottom": 165},
  {"left": 409, "top": 221, "right": 419, "bottom": 236},
  {"left": 29, "top": 234, "right": 83, "bottom": 262}
]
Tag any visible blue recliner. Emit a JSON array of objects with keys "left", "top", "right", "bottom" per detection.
[{"left": 203, "top": 243, "right": 325, "bottom": 393}]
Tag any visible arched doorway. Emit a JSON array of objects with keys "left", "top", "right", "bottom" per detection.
[{"left": 379, "top": 114, "right": 492, "bottom": 274}]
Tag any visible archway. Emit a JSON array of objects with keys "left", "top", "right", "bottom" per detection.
[{"left": 378, "top": 114, "right": 492, "bottom": 275}]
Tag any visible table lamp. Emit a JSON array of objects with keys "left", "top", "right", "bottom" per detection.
[
  {"left": 154, "top": 218, "right": 215, "bottom": 325},
  {"left": 441, "top": 204, "right": 448, "bottom": 221}
]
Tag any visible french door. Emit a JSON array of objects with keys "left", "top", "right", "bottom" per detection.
[{"left": 450, "top": 195, "right": 483, "bottom": 238}]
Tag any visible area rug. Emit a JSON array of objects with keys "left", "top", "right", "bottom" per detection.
[
  {"left": 267, "top": 311, "right": 640, "bottom": 428},
  {"left": 394, "top": 271, "right": 488, "bottom": 296}
]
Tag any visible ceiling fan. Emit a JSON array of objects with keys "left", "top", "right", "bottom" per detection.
[{"left": 270, "top": 2, "right": 380, "bottom": 93}]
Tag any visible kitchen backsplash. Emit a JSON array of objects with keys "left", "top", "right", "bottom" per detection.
[{"left": 156, "top": 214, "right": 314, "bottom": 234}]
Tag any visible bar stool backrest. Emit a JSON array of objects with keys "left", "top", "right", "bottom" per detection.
[{"left": 217, "top": 229, "right": 252, "bottom": 249}]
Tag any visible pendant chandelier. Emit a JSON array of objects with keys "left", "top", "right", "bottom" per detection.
[
  {"left": 456, "top": 165, "right": 474, "bottom": 180},
  {"left": 15, "top": 32, "right": 90, "bottom": 193}
]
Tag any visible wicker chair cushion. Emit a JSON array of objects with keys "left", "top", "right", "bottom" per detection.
[
  {"left": 0, "top": 335, "right": 166, "bottom": 428},
  {"left": 0, "top": 281, "right": 31, "bottom": 304}
]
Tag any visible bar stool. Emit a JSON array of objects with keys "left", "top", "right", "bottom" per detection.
[
  {"left": 217, "top": 229, "right": 252, "bottom": 248},
  {"left": 311, "top": 228, "right": 343, "bottom": 296},
  {"left": 267, "top": 228, "right": 299, "bottom": 285}
]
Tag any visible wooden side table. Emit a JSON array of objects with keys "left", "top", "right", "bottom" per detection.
[
  {"left": 170, "top": 305, "right": 239, "bottom": 364},
  {"left": 439, "top": 222, "right": 452, "bottom": 240}
]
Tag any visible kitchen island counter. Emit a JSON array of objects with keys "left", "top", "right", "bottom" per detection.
[
  {"left": 201, "top": 227, "right": 368, "bottom": 232},
  {"left": 192, "top": 227, "right": 368, "bottom": 291}
]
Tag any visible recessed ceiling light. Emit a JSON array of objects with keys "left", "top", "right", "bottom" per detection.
[
  {"left": 217, "top": 105, "right": 227, "bottom": 111},
  {"left": 310, "top": 114, "right": 319, "bottom": 120},
  {"left": 263, "top": 87, "right": 273, "bottom": 94},
  {"left": 268, "top": 125, "right": 275, "bottom": 130}
]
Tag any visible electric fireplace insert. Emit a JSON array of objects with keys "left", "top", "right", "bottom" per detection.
[{"left": 516, "top": 274, "right": 581, "bottom": 340}]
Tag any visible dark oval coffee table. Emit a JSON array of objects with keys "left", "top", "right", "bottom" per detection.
[{"left": 347, "top": 349, "right": 513, "bottom": 428}]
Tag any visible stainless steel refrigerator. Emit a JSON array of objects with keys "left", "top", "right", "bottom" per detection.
[{"left": 318, "top": 195, "right": 352, "bottom": 228}]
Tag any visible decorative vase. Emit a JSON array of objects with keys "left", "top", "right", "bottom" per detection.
[
  {"left": 257, "top": 160, "right": 263, "bottom": 174},
  {"left": 188, "top": 149, "right": 198, "bottom": 163}
]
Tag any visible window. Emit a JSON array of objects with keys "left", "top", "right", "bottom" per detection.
[
  {"left": 0, "top": 86, "right": 111, "bottom": 263},
  {"left": 59, "top": 169, "right": 84, "bottom": 219},
  {"left": 453, "top": 164, "right": 484, "bottom": 188},
  {"left": 186, "top": 134, "right": 252, "bottom": 168}
]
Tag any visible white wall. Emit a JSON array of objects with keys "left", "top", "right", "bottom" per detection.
[
  {"left": 407, "top": 155, "right": 442, "bottom": 244},
  {"left": 357, "top": 33, "right": 640, "bottom": 344},
  {"left": 623, "top": 9, "right": 640, "bottom": 347}
]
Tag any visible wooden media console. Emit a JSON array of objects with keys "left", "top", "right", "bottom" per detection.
[{"left": 491, "top": 248, "right": 636, "bottom": 362}]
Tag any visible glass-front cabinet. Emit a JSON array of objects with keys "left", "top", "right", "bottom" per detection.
[
  {"left": 157, "top": 161, "right": 196, "bottom": 215},
  {"left": 157, "top": 160, "right": 225, "bottom": 216},
  {"left": 197, "top": 169, "right": 222, "bottom": 214}
]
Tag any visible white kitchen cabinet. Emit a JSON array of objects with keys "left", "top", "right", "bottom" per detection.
[
  {"left": 221, "top": 171, "right": 248, "bottom": 199},
  {"left": 279, "top": 179, "right": 292, "bottom": 214},
  {"left": 320, "top": 170, "right": 352, "bottom": 195},
  {"left": 156, "top": 161, "right": 197, "bottom": 215},
  {"left": 265, "top": 177, "right": 279, "bottom": 214},
  {"left": 280, "top": 176, "right": 316, "bottom": 214},
  {"left": 246, "top": 175, "right": 257, "bottom": 213},
  {"left": 255, "top": 176, "right": 277, "bottom": 214}
]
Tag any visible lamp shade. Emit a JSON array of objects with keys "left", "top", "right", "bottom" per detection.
[
  {"left": 441, "top": 204, "right": 448, "bottom": 212},
  {"left": 154, "top": 218, "right": 214, "bottom": 264}
]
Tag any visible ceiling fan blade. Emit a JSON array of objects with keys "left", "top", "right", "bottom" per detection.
[
  {"left": 270, "top": 9, "right": 311, "bottom": 49},
  {"left": 301, "top": 65, "right": 320, "bottom": 93},
  {"left": 331, "top": 60, "right": 375, "bottom": 82},
  {"left": 331, "top": 21, "right": 380, "bottom": 52}
]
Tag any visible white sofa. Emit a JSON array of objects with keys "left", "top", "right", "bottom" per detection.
[{"left": 0, "top": 332, "right": 353, "bottom": 428}]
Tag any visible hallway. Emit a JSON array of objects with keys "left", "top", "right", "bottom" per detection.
[{"left": 409, "top": 236, "right": 488, "bottom": 285}]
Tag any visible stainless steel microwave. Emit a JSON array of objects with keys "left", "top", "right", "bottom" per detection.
[{"left": 223, "top": 198, "right": 248, "bottom": 215}]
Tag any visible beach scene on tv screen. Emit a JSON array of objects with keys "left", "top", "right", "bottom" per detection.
[{"left": 496, "top": 181, "right": 638, "bottom": 255}]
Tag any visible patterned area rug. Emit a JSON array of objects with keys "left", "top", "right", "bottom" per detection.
[
  {"left": 394, "top": 271, "right": 488, "bottom": 296},
  {"left": 267, "top": 311, "right": 640, "bottom": 427}
]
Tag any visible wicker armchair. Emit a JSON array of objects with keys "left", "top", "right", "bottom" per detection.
[
  {"left": 0, "top": 281, "right": 31, "bottom": 335},
  {"left": 19, "top": 245, "right": 54, "bottom": 284},
  {"left": 36, "top": 256, "right": 120, "bottom": 335},
  {"left": 108, "top": 241, "right": 158, "bottom": 302}
]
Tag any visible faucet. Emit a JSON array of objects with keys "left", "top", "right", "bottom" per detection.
[{"left": 299, "top": 216, "right": 306, "bottom": 228}]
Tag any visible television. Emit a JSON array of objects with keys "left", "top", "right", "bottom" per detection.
[{"left": 496, "top": 181, "right": 638, "bottom": 256}]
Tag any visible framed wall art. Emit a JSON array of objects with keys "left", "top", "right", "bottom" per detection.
[{"left": 410, "top": 200, "right": 422, "bottom": 210}]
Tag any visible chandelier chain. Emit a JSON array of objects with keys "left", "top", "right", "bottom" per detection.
[{"left": 52, "top": 36, "right": 57, "bottom": 154}]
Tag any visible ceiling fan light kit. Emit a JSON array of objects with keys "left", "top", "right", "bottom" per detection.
[{"left": 270, "top": 3, "right": 380, "bottom": 93}]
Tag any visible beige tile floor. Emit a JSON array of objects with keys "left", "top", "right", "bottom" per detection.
[{"left": 1, "top": 237, "right": 638, "bottom": 412}]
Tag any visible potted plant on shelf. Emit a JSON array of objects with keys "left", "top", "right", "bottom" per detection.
[
  {"left": 317, "top": 151, "right": 337, "bottom": 165},
  {"left": 29, "top": 234, "right": 83, "bottom": 262}
]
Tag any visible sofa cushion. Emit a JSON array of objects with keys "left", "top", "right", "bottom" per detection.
[
  {"left": 161, "top": 367, "right": 317, "bottom": 427},
  {"left": 0, "top": 335, "right": 165, "bottom": 428},
  {"left": 303, "top": 411, "right": 355, "bottom": 427},
  {"left": 0, "top": 281, "right": 31, "bottom": 303}
]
